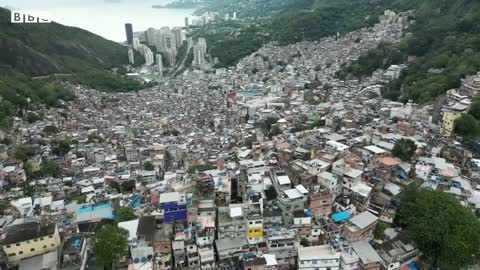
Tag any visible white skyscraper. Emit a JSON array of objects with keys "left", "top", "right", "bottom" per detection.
[
  {"left": 128, "top": 48, "right": 135, "bottom": 65},
  {"left": 132, "top": 37, "right": 140, "bottom": 50},
  {"left": 233, "top": 12, "right": 237, "bottom": 20},
  {"left": 156, "top": 54, "right": 163, "bottom": 76},
  {"left": 193, "top": 43, "right": 206, "bottom": 67},
  {"left": 198, "top": 38, "right": 207, "bottom": 54},
  {"left": 145, "top": 48, "right": 154, "bottom": 66},
  {"left": 172, "top": 27, "right": 185, "bottom": 48}
]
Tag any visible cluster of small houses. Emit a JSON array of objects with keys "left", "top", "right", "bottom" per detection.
[{"left": 1, "top": 8, "right": 480, "bottom": 270}]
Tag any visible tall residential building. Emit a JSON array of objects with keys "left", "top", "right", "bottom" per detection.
[
  {"left": 233, "top": 12, "right": 237, "bottom": 20},
  {"left": 155, "top": 28, "right": 177, "bottom": 54},
  {"left": 185, "top": 17, "right": 189, "bottom": 28},
  {"left": 198, "top": 38, "right": 207, "bottom": 54},
  {"left": 172, "top": 27, "right": 185, "bottom": 48},
  {"left": 132, "top": 37, "right": 140, "bottom": 50},
  {"left": 156, "top": 54, "right": 163, "bottom": 75},
  {"left": 128, "top": 48, "right": 135, "bottom": 65},
  {"left": 146, "top": 28, "right": 157, "bottom": 46},
  {"left": 125, "top": 23, "right": 133, "bottom": 44},
  {"left": 163, "top": 48, "right": 176, "bottom": 66},
  {"left": 193, "top": 43, "right": 206, "bottom": 67},
  {"left": 145, "top": 49, "right": 154, "bottom": 66}
]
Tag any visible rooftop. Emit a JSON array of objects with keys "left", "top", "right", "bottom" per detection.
[
  {"left": 2, "top": 220, "right": 56, "bottom": 245},
  {"left": 352, "top": 240, "right": 383, "bottom": 264},
  {"left": 298, "top": 245, "right": 339, "bottom": 260},
  {"left": 350, "top": 211, "right": 378, "bottom": 229}
]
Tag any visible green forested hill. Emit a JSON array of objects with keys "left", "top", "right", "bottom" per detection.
[
  {"left": 206, "top": 0, "right": 415, "bottom": 67},
  {"left": 0, "top": 7, "right": 142, "bottom": 76},
  {"left": 0, "top": 7, "right": 145, "bottom": 128},
  {"left": 338, "top": 0, "right": 480, "bottom": 103}
]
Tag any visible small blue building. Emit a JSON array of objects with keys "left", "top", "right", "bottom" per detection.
[{"left": 159, "top": 192, "right": 187, "bottom": 223}]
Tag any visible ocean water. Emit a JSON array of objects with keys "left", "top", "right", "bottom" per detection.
[{"left": 0, "top": 0, "right": 194, "bottom": 42}]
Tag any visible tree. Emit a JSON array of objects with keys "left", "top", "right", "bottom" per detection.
[
  {"left": 40, "top": 160, "right": 63, "bottom": 178},
  {"left": 121, "top": 180, "right": 136, "bottom": 192},
  {"left": 51, "top": 139, "right": 72, "bottom": 156},
  {"left": 300, "top": 238, "right": 310, "bottom": 247},
  {"left": 73, "top": 194, "right": 87, "bottom": 204},
  {"left": 454, "top": 114, "right": 480, "bottom": 138},
  {"left": 43, "top": 125, "right": 59, "bottom": 135},
  {"left": 14, "top": 145, "right": 35, "bottom": 162},
  {"left": 143, "top": 161, "right": 154, "bottom": 171},
  {"left": 110, "top": 182, "right": 121, "bottom": 193},
  {"left": 392, "top": 139, "right": 417, "bottom": 161},
  {"left": 117, "top": 207, "right": 136, "bottom": 222},
  {"left": 398, "top": 186, "right": 480, "bottom": 269},
  {"left": 269, "top": 125, "right": 282, "bottom": 139},
  {"left": 93, "top": 225, "right": 128, "bottom": 270},
  {"left": 469, "top": 97, "right": 480, "bottom": 120},
  {"left": 20, "top": 180, "right": 35, "bottom": 197},
  {"left": 187, "top": 165, "right": 215, "bottom": 174},
  {"left": 373, "top": 222, "right": 389, "bottom": 239}
]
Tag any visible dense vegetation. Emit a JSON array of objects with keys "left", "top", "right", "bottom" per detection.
[
  {"left": 0, "top": 7, "right": 145, "bottom": 128},
  {"left": 392, "top": 138, "right": 417, "bottom": 161},
  {"left": 0, "top": 73, "right": 74, "bottom": 128},
  {"left": 398, "top": 186, "right": 480, "bottom": 269},
  {"left": 453, "top": 97, "right": 480, "bottom": 140},
  {"left": 93, "top": 225, "right": 128, "bottom": 270},
  {"left": 203, "top": 0, "right": 411, "bottom": 67},
  {"left": 196, "top": 0, "right": 316, "bottom": 18},
  {"left": 339, "top": 0, "right": 480, "bottom": 103}
]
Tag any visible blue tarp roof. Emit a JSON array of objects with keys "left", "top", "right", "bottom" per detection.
[
  {"left": 76, "top": 203, "right": 113, "bottom": 223},
  {"left": 332, "top": 211, "right": 352, "bottom": 222},
  {"left": 406, "top": 263, "right": 418, "bottom": 270}
]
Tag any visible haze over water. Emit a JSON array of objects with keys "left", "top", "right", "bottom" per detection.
[{"left": 0, "top": 0, "right": 194, "bottom": 42}]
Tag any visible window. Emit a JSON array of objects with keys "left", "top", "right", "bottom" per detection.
[
  {"left": 43, "top": 245, "right": 47, "bottom": 249},
  {"left": 15, "top": 243, "right": 20, "bottom": 246},
  {"left": 30, "top": 248, "right": 35, "bottom": 252},
  {"left": 40, "top": 237, "right": 44, "bottom": 241},
  {"left": 51, "top": 243, "right": 55, "bottom": 247},
  {"left": 8, "top": 253, "right": 16, "bottom": 256},
  {"left": 19, "top": 251, "right": 23, "bottom": 255},
  {"left": 48, "top": 236, "right": 53, "bottom": 239},
  {"left": 6, "top": 245, "right": 10, "bottom": 248},
  {"left": 34, "top": 239, "right": 38, "bottom": 242}
]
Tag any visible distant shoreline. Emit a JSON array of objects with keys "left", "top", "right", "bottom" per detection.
[{"left": 152, "top": 3, "right": 202, "bottom": 9}]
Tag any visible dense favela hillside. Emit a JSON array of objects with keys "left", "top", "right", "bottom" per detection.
[
  {"left": 0, "top": 7, "right": 144, "bottom": 128},
  {"left": 200, "top": 0, "right": 414, "bottom": 68},
  {"left": 337, "top": 0, "right": 480, "bottom": 103}
]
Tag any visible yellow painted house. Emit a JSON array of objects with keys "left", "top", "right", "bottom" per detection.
[
  {"left": 247, "top": 226, "right": 264, "bottom": 238},
  {"left": 2, "top": 221, "right": 61, "bottom": 262},
  {"left": 441, "top": 112, "right": 463, "bottom": 136}
]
